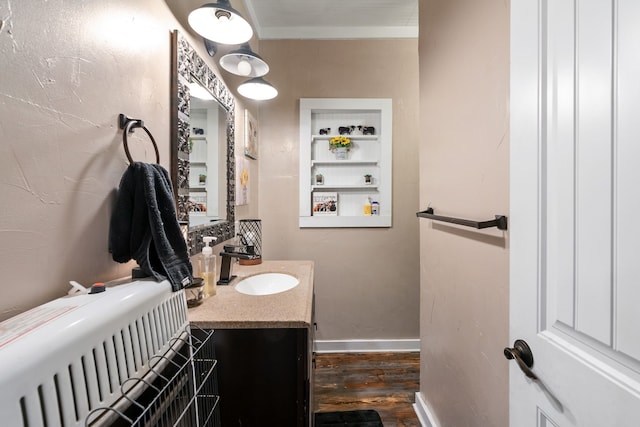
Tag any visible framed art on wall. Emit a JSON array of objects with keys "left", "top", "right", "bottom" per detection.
[
  {"left": 236, "top": 155, "right": 250, "bottom": 206},
  {"left": 312, "top": 192, "right": 338, "bottom": 216},
  {"left": 244, "top": 109, "right": 258, "bottom": 159}
]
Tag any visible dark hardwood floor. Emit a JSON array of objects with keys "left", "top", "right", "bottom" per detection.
[{"left": 314, "top": 352, "right": 421, "bottom": 427}]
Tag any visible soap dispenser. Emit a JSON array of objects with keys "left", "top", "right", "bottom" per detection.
[{"left": 197, "top": 236, "right": 217, "bottom": 297}]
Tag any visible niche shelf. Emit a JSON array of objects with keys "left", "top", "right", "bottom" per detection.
[{"left": 299, "top": 98, "right": 392, "bottom": 228}]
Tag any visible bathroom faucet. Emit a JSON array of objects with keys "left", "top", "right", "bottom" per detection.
[{"left": 217, "top": 244, "right": 257, "bottom": 285}]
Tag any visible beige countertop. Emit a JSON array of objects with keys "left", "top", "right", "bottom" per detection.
[{"left": 188, "top": 260, "right": 314, "bottom": 329}]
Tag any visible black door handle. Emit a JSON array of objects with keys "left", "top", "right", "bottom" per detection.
[{"left": 504, "top": 339, "right": 538, "bottom": 380}]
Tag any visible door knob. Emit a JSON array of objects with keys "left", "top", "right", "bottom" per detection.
[{"left": 504, "top": 339, "right": 538, "bottom": 380}]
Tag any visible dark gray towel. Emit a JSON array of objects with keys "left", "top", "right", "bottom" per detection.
[{"left": 109, "top": 163, "right": 192, "bottom": 291}]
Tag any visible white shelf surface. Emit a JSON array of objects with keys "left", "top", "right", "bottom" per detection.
[
  {"left": 311, "top": 184, "right": 378, "bottom": 190},
  {"left": 311, "top": 160, "right": 378, "bottom": 166},
  {"left": 312, "top": 134, "right": 378, "bottom": 141},
  {"left": 299, "top": 215, "right": 391, "bottom": 228}
]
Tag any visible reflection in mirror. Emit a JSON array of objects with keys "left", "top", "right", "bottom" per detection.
[
  {"left": 171, "top": 30, "right": 235, "bottom": 254},
  {"left": 188, "top": 90, "right": 227, "bottom": 226}
]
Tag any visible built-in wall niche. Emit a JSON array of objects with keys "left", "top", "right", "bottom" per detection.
[{"left": 299, "top": 98, "right": 392, "bottom": 228}]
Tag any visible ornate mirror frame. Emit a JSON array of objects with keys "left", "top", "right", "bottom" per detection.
[{"left": 170, "top": 30, "right": 235, "bottom": 254}]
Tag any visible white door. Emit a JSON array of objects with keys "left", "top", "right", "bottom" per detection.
[{"left": 510, "top": 0, "right": 640, "bottom": 425}]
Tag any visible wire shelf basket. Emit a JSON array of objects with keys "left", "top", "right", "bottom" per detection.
[{"left": 85, "top": 326, "right": 220, "bottom": 427}]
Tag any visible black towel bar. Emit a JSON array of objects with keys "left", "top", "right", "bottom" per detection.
[
  {"left": 416, "top": 208, "right": 508, "bottom": 230},
  {"left": 118, "top": 113, "right": 160, "bottom": 165}
]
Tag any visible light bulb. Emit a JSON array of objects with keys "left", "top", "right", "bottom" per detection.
[{"left": 237, "top": 59, "right": 252, "bottom": 76}]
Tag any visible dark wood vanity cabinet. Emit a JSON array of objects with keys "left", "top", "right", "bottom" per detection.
[
  {"left": 211, "top": 326, "right": 314, "bottom": 427},
  {"left": 187, "top": 262, "right": 316, "bottom": 426}
]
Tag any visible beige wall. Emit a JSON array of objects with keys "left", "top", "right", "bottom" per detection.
[
  {"left": 0, "top": 0, "right": 418, "bottom": 342},
  {"left": 418, "top": 0, "right": 510, "bottom": 425},
  {"left": 0, "top": 0, "right": 254, "bottom": 320},
  {"left": 1, "top": 0, "right": 511, "bottom": 421},
  {"left": 256, "top": 40, "right": 421, "bottom": 341}
]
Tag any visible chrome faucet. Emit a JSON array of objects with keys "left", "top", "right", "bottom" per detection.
[{"left": 217, "top": 244, "right": 258, "bottom": 285}]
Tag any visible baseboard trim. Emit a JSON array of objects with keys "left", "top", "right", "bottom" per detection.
[
  {"left": 413, "top": 392, "right": 439, "bottom": 427},
  {"left": 314, "top": 339, "right": 420, "bottom": 353}
]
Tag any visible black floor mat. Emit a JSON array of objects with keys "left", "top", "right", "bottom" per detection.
[{"left": 314, "top": 409, "right": 384, "bottom": 426}]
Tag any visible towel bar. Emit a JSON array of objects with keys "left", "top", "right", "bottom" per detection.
[
  {"left": 416, "top": 207, "right": 508, "bottom": 230},
  {"left": 119, "top": 113, "right": 160, "bottom": 165}
]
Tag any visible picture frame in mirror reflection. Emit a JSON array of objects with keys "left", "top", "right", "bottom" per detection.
[{"left": 244, "top": 109, "right": 258, "bottom": 159}]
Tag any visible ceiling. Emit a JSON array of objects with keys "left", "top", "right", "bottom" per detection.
[
  {"left": 164, "top": 0, "right": 418, "bottom": 41},
  {"left": 242, "top": 0, "right": 419, "bottom": 40}
]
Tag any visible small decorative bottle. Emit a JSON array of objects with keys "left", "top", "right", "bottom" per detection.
[
  {"left": 371, "top": 201, "right": 380, "bottom": 215},
  {"left": 363, "top": 197, "right": 372, "bottom": 216}
]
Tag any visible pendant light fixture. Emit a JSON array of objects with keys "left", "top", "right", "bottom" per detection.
[
  {"left": 219, "top": 44, "right": 269, "bottom": 77},
  {"left": 203, "top": 38, "right": 218, "bottom": 57},
  {"left": 237, "top": 77, "right": 278, "bottom": 101},
  {"left": 188, "top": 0, "right": 253, "bottom": 45}
]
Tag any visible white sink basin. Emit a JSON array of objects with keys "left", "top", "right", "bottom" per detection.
[{"left": 235, "top": 273, "right": 299, "bottom": 296}]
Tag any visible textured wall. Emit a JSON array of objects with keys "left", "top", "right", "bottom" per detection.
[
  {"left": 257, "top": 39, "right": 421, "bottom": 341},
  {"left": 418, "top": 0, "right": 510, "bottom": 425},
  {"left": 0, "top": 0, "right": 416, "bottom": 344},
  {"left": 0, "top": 0, "right": 252, "bottom": 320}
]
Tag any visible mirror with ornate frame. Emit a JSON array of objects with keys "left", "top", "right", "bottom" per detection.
[{"left": 170, "top": 30, "right": 235, "bottom": 254}]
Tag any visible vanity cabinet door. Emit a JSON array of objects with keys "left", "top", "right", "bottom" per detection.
[
  {"left": 307, "top": 296, "right": 316, "bottom": 426},
  {"left": 213, "top": 328, "right": 310, "bottom": 427}
]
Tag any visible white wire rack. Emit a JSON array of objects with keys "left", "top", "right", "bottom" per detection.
[{"left": 85, "top": 326, "right": 219, "bottom": 427}]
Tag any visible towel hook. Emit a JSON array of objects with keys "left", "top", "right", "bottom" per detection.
[{"left": 118, "top": 113, "right": 160, "bottom": 165}]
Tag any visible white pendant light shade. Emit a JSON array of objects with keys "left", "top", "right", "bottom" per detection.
[
  {"left": 188, "top": 0, "right": 253, "bottom": 45},
  {"left": 219, "top": 44, "right": 269, "bottom": 77},
  {"left": 237, "top": 77, "right": 278, "bottom": 101}
]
